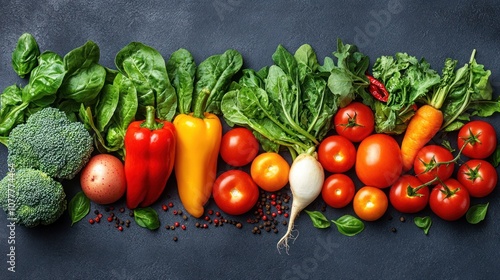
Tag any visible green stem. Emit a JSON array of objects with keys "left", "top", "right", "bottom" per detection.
[
  {"left": 193, "top": 88, "right": 210, "bottom": 119},
  {"left": 141, "top": 106, "right": 163, "bottom": 130}
]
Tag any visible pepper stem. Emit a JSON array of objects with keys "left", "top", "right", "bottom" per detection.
[
  {"left": 193, "top": 88, "right": 210, "bottom": 119},
  {"left": 141, "top": 106, "right": 163, "bottom": 130}
]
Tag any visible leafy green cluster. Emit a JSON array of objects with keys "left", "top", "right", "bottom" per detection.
[
  {"left": 371, "top": 53, "right": 441, "bottom": 134},
  {"left": 0, "top": 168, "right": 67, "bottom": 227},
  {"left": 7, "top": 107, "right": 93, "bottom": 180},
  {"left": 221, "top": 40, "right": 369, "bottom": 158}
]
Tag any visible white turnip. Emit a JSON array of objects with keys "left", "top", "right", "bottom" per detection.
[{"left": 277, "top": 152, "right": 324, "bottom": 254}]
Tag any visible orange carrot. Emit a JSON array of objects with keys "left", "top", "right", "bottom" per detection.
[{"left": 400, "top": 104, "right": 443, "bottom": 171}]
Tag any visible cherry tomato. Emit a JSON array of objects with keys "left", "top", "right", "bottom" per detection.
[
  {"left": 353, "top": 186, "right": 388, "bottom": 221},
  {"left": 220, "top": 127, "right": 259, "bottom": 167},
  {"left": 429, "top": 178, "right": 470, "bottom": 221},
  {"left": 413, "top": 145, "right": 455, "bottom": 185},
  {"left": 321, "top": 174, "right": 355, "bottom": 208},
  {"left": 389, "top": 175, "right": 429, "bottom": 213},
  {"left": 334, "top": 102, "right": 374, "bottom": 142},
  {"left": 457, "top": 120, "right": 497, "bottom": 159},
  {"left": 250, "top": 152, "right": 290, "bottom": 192},
  {"left": 457, "top": 159, "right": 497, "bottom": 198},
  {"left": 212, "top": 170, "right": 259, "bottom": 216},
  {"left": 355, "top": 134, "right": 403, "bottom": 188},
  {"left": 318, "top": 135, "right": 356, "bottom": 173}
]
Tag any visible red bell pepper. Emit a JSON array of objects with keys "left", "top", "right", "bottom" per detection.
[{"left": 124, "top": 106, "right": 176, "bottom": 209}]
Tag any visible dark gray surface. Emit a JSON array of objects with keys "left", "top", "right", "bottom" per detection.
[{"left": 1, "top": 1, "right": 500, "bottom": 279}]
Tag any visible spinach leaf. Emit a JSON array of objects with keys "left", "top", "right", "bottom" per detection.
[
  {"left": 58, "top": 41, "right": 106, "bottom": 104},
  {"left": 22, "top": 51, "right": 66, "bottom": 103},
  {"left": 12, "top": 33, "right": 40, "bottom": 78},
  {"left": 166, "top": 48, "right": 196, "bottom": 115},
  {"left": 193, "top": 49, "right": 243, "bottom": 114},
  {"left": 95, "top": 84, "right": 119, "bottom": 131},
  {"left": 294, "top": 44, "right": 319, "bottom": 83},
  {"left": 115, "top": 42, "right": 177, "bottom": 121}
]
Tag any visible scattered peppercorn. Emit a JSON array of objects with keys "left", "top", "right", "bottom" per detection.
[
  {"left": 168, "top": 202, "right": 174, "bottom": 208},
  {"left": 89, "top": 218, "right": 95, "bottom": 225},
  {"left": 399, "top": 216, "right": 406, "bottom": 223},
  {"left": 173, "top": 236, "right": 178, "bottom": 242},
  {"left": 162, "top": 204, "right": 168, "bottom": 211},
  {"left": 208, "top": 209, "right": 214, "bottom": 215},
  {"left": 94, "top": 210, "right": 100, "bottom": 215},
  {"left": 391, "top": 227, "right": 397, "bottom": 233},
  {"left": 118, "top": 226, "right": 123, "bottom": 231},
  {"left": 181, "top": 225, "right": 186, "bottom": 230}
]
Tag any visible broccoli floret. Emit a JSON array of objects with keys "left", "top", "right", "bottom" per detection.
[
  {"left": 0, "top": 168, "right": 67, "bottom": 227},
  {"left": 7, "top": 107, "right": 93, "bottom": 180}
]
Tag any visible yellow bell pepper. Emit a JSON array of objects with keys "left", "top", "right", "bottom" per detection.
[{"left": 173, "top": 91, "right": 222, "bottom": 218}]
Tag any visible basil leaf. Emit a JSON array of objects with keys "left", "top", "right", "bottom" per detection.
[
  {"left": 68, "top": 191, "right": 90, "bottom": 226},
  {"left": 466, "top": 203, "right": 489, "bottom": 224},
  {"left": 12, "top": 33, "right": 40, "bottom": 78},
  {"left": 414, "top": 216, "right": 432, "bottom": 235},
  {"left": 134, "top": 207, "right": 160, "bottom": 230},
  {"left": 304, "top": 210, "right": 331, "bottom": 229},
  {"left": 331, "top": 215, "right": 364, "bottom": 236}
]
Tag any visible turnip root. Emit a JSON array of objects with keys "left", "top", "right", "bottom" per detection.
[{"left": 277, "top": 152, "right": 324, "bottom": 254}]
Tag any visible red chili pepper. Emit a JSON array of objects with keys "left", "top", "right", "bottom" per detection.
[
  {"left": 124, "top": 106, "right": 176, "bottom": 209},
  {"left": 366, "top": 74, "right": 390, "bottom": 102}
]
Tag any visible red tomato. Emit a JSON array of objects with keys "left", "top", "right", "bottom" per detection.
[
  {"left": 353, "top": 186, "right": 388, "bottom": 221},
  {"left": 389, "top": 175, "right": 429, "bottom": 213},
  {"left": 318, "top": 135, "right": 356, "bottom": 173},
  {"left": 457, "top": 159, "right": 497, "bottom": 198},
  {"left": 212, "top": 170, "right": 259, "bottom": 216},
  {"left": 429, "top": 178, "right": 470, "bottom": 221},
  {"left": 355, "top": 134, "right": 403, "bottom": 188},
  {"left": 413, "top": 145, "right": 455, "bottom": 185},
  {"left": 334, "top": 102, "right": 374, "bottom": 142},
  {"left": 220, "top": 127, "right": 259, "bottom": 167},
  {"left": 321, "top": 174, "right": 355, "bottom": 208},
  {"left": 457, "top": 120, "right": 497, "bottom": 159}
]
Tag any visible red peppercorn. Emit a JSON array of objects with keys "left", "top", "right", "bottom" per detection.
[
  {"left": 271, "top": 194, "right": 276, "bottom": 200},
  {"left": 278, "top": 210, "right": 283, "bottom": 215},
  {"left": 214, "top": 219, "right": 219, "bottom": 224},
  {"left": 98, "top": 213, "right": 103, "bottom": 219},
  {"left": 271, "top": 201, "right": 277, "bottom": 206},
  {"left": 95, "top": 217, "right": 101, "bottom": 223},
  {"left": 118, "top": 226, "right": 123, "bottom": 231},
  {"left": 272, "top": 212, "right": 277, "bottom": 218},
  {"left": 215, "top": 211, "right": 221, "bottom": 217},
  {"left": 203, "top": 224, "right": 208, "bottom": 228},
  {"left": 262, "top": 215, "right": 268, "bottom": 221},
  {"left": 208, "top": 209, "right": 214, "bottom": 215},
  {"left": 162, "top": 204, "right": 168, "bottom": 211},
  {"left": 284, "top": 213, "right": 289, "bottom": 218},
  {"left": 89, "top": 218, "right": 95, "bottom": 224},
  {"left": 107, "top": 216, "right": 113, "bottom": 222},
  {"left": 204, "top": 216, "right": 210, "bottom": 221},
  {"left": 174, "top": 222, "right": 180, "bottom": 227},
  {"left": 181, "top": 225, "right": 186, "bottom": 230},
  {"left": 168, "top": 202, "right": 174, "bottom": 208},
  {"left": 173, "top": 210, "right": 178, "bottom": 215}
]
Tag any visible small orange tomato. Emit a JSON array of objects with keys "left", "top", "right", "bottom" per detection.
[
  {"left": 250, "top": 152, "right": 290, "bottom": 192},
  {"left": 353, "top": 186, "right": 388, "bottom": 221}
]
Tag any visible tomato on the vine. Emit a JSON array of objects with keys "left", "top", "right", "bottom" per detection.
[
  {"left": 457, "top": 120, "right": 497, "bottom": 159},
  {"left": 250, "top": 152, "right": 290, "bottom": 192},
  {"left": 457, "top": 159, "right": 497, "bottom": 198},
  {"left": 334, "top": 102, "right": 374, "bottom": 142},
  {"left": 355, "top": 134, "right": 403, "bottom": 188},
  {"left": 429, "top": 178, "right": 470, "bottom": 221},
  {"left": 220, "top": 127, "right": 260, "bottom": 167},
  {"left": 413, "top": 145, "right": 455, "bottom": 184},
  {"left": 212, "top": 170, "right": 259, "bottom": 216},
  {"left": 389, "top": 175, "right": 429, "bottom": 214},
  {"left": 321, "top": 174, "right": 355, "bottom": 208},
  {"left": 318, "top": 135, "right": 356, "bottom": 173},
  {"left": 353, "top": 186, "right": 388, "bottom": 221}
]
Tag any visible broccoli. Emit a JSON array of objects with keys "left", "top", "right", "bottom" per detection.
[
  {"left": 0, "top": 168, "right": 67, "bottom": 227},
  {"left": 7, "top": 107, "right": 93, "bottom": 180}
]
